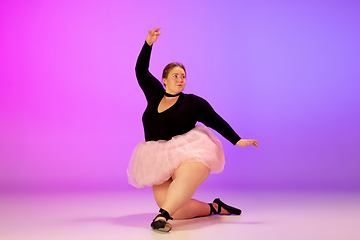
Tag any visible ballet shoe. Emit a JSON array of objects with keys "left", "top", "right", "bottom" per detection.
[
  {"left": 151, "top": 208, "right": 173, "bottom": 232},
  {"left": 209, "top": 198, "right": 242, "bottom": 215}
]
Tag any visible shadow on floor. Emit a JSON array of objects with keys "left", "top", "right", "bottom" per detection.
[{"left": 69, "top": 213, "right": 264, "bottom": 231}]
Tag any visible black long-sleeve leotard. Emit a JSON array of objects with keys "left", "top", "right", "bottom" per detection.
[{"left": 136, "top": 42, "right": 241, "bottom": 145}]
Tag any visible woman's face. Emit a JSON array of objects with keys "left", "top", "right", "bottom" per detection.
[{"left": 163, "top": 66, "right": 186, "bottom": 94}]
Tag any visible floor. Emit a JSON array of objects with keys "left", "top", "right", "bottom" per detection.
[{"left": 1, "top": 188, "right": 359, "bottom": 240}]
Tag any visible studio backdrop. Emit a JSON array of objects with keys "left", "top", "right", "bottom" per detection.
[{"left": 0, "top": 0, "right": 359, "bottom": 191}]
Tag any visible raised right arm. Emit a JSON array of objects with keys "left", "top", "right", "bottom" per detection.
[{"left": 135, "top": 28, "right": 164, "bottom": 102}]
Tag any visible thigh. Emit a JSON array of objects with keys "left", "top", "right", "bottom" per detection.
[
  {"left": 172, "top": 161, "right": 211, "bottom": 185},
  {"left": 152, "top": 178, "right": 172, "bottom": 207}
]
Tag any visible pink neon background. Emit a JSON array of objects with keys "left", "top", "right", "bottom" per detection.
[{"left": 1, "top": 0, "right": 359, "bottom": 191}]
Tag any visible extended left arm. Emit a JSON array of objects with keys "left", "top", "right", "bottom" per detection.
[{"left": 196, "top": 96, "right": 259, "bottom": 148}]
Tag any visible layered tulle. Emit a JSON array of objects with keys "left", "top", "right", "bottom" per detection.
[{"left": 127, "top": 125, "right": 225, "bottom": 188}]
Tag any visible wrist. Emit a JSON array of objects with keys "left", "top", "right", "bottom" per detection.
[{"left": 146, "top": 40, "right": 153, "bottom": 46}]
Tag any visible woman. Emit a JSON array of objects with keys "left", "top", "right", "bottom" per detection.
[{"left": 127, "top": 27, "right": 259, "bottom": 232}]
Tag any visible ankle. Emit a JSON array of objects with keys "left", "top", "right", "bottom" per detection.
[
  {"left": 154, "top": 215, "right": 166, "bottom": 221},
  {"left": 153, "top": 208, "right": 173, "bottom": 222},
  {"left": 211, "top": 202, "right": 229, "bottom": 215},
  {"left": 159, "top": 208, "right": 173, "bottom": 220}
]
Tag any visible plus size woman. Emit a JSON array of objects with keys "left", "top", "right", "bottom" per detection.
[{"left": 127, "top": 27, "right": 259, "bottom": 232}]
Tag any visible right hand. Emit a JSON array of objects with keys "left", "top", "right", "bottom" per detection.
[{"left": 146, "top": 27, "right": 161, "bottom": 46}]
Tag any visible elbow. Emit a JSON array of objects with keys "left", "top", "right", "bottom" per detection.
[
  {"left": 135, "top": 62, "right": 147, "bottom": 75},
  {"left": 135, "top": 64, "right": 143, "bottom": 77}
]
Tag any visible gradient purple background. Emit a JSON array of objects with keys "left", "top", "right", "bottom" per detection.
[{"left": 1, "top": 0, "right": 359, "bottom": 192}]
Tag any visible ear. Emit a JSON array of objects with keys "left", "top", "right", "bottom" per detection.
[{"left": 163, "top": 78, "right": 167, "bottom": 86}]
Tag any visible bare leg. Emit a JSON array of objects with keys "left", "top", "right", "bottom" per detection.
[
  {"left": 161, "top": 162, "right": 210, "bottom": 215},
  {"left": 152, "top": 161, "right": 230, "bottom": 220}
]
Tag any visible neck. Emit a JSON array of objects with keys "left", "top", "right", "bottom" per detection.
[{"left": 165, "top": 91, "right": 181, "bottom": 97}]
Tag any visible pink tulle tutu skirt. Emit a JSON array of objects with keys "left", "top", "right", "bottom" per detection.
[{"left": 127, "top": 125, "right": 225, "bottom": 188}]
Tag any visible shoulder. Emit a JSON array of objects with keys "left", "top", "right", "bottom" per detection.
[
  {"left": 183, "top": 93, "right": 206, "bottom": 101},
  {"left": 182, "top": 93, "right": 211, "bottom": 108}
]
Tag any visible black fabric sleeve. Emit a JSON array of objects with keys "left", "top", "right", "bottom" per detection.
[
  {"left": 135, "top": 42, "right": 164, "bottom": 102},
  {"left": 195, "top": 96, "right": 241, "bottom": 145}
]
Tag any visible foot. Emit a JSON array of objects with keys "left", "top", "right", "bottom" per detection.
[
  {"left": 210, "top": 202, "right": 230, "bottom": 215},
  {"left": 151, "top": 209, "right": 173, "bottom": 232},
  {"left": 208, "top": 198, "right": 242, "bottom": 216},
  {"left": 153, "top": 213, "right": 166, "bottom": 222}
]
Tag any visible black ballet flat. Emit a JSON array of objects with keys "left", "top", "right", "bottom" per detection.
[
  {"left": 151, "top": 208, "right": 173, "bottom": 232},
  {"left": 209, "top": 198, "right": 242, "bottom": 215}
]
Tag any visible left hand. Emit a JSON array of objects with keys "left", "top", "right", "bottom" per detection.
[{"left": 236, "top": 139, "right": 259, "bottom": 148}]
